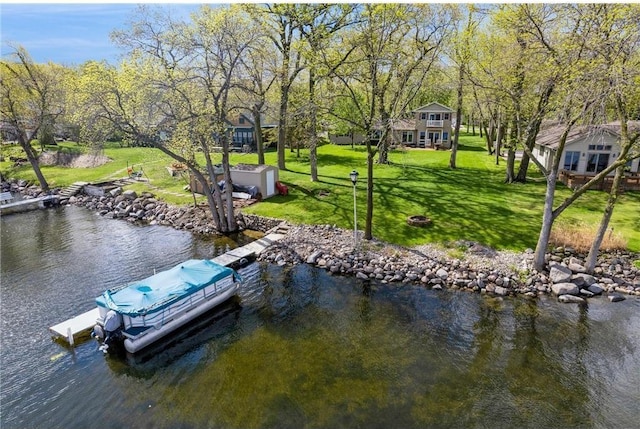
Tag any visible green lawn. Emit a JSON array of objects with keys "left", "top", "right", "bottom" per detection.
[{"left": 2, "top": 135, "right": 639, "bottom": 252}]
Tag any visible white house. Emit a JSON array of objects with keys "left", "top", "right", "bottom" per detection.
[{"left": 532, "top": 122, "right": 640, "bottom": 175}]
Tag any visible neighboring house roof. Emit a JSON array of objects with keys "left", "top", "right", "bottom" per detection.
[
  {"left": 535, "top": 122, "right": 635, "bottom": 150},
  {"left": 226, "top": 113, "right": 255, "bottom": 128},
  {"left": 602, "top": 120, "right": 640, "bottom": 135},
  {"left": 413, "top": 102, "right": 454, "bottom": 112},
  {"left": 389, "top": 119, "right": 415, "bottom": 131}
]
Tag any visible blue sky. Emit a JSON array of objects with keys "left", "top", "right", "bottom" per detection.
[{"left": 1, "top": 3, "right": 201, "bottom": 65}]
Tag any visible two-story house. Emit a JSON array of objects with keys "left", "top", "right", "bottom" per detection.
[
  {"left": 329, "top": 102, "right": 455, "bottom": 149},
  {"left": 410, "top": 102, "right": 454, "bottom": 149}
]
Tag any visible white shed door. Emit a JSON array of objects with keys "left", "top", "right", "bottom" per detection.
[{"left": 266, "top": 170, "right": 275, "bottom": 196}]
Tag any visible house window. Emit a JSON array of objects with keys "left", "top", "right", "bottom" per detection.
[
  {"left": 588, "top": 144, "right": 612, "bottom": 151},
  {"left": 586, "top": 153, "right": 610, "bottom": 173},
  {"left": 402, "top": 131, "right": 413, "bottom": 143},
  {"left": 563, "top": 151, "right": 580, "bottom": 171},
  {"left": 420, "top": 113, "right": 426, "bottom": 120},
  {"left": 442, "top": 132, "right": 449, "bottom": 141},
  {"left": 444, "top": 113, "right": 450, "bottom": 120},
  {"left": 233, "top": 130, "right": 254, "bottom": 144},
  {"left": 239, "top": 117, "right": 245, "bottom": 124}
]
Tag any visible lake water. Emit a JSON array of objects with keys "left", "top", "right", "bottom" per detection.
[{"left": 1, "top": 206, "right": 639, "bottom": 429}]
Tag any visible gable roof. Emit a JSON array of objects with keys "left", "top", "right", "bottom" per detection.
[
  {"left": 535, "top": 123, "right": 624, "bottom": 150},
  {"left": 413, "top": 102, "right": 453, "bottom": 113}
]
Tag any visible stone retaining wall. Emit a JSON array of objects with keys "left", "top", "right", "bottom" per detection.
[{"left": 5, "top": 178, "right": 639, "bottom": 303}]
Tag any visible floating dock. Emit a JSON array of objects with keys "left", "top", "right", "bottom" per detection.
[
  {"left": 0, "top": 195, "right": 59, "bottom": 215},
  {"left": 49, "top": 224, "right": 288, "bottom": 347},
  {"left": 49, "top": 308, "right": 100, "bottom": 346}
]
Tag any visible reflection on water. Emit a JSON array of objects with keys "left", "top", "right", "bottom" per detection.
[{"left": 1, "top": 206, "right": 639, "bottom": 429}]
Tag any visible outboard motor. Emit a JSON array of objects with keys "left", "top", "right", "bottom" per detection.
[
  {"left": 91, "top": 324, "right": 105, "bottom": 341},
  {"left": 98, "top": 310, "right": 123, "bottom": 353}
]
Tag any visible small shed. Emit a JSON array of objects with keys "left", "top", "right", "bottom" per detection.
[{"left": 231, "top": 164, "right": 279, "bottom": 199}]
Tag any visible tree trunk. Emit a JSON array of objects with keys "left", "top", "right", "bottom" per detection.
[
  {"left": 376, "top": 110, "right": 390, "bottom": 165},
  {"left": 202, "top": 137, "right": 230, "bottom": 233},
  {"left": 19, "top": 133, "right": 49, "bottom": 192},
  {"left": 365, "top": 141, "right": 374, "bottom": 240},
  {"left": 309, "top": 68, "right": 319, "bottom": 182},
  {"left": 515, "top": 82, "right": 555, "bottom": 183},
  {"left": 252, "top": 104, "right": 265, "bottom": 165},
  {"left": 472, "top": 113, "right": 476, "bottom": 136},
  {"left": 505, "top": 149, "right": 516, "bottom": 183},
  {"left": 585, "top": 167, "right": 624, "bottom": 273},
  {"left": 449, "top": 63, "right": 464, "bottom": 170},
  {"left": 277, "top": 82, "right": 288, "bottom": 170},
  {"left": 495, "top": 118, "right": 504, "bottom": 166},
  {"left": 533, "top": 171, "right": 558, "bottom": 271},
  {"left": 585, "top": 93, "right": 633, "bottom": 273},
  {"left": 155, "top": 144, "right": 224, "bottom": 232},
  {"left": 220, "top": 132, "right": 237, "bottom": 233}
]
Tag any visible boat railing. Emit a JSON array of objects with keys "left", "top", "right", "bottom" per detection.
[{"left": 121, "top": 278, "right": 239, "bottom": 332}]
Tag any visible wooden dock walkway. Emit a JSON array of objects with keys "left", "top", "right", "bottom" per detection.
[
  {"left": 49, "top": 308, "right": 100, "bottom": 346},
  {"left": 0, "top": 195, "right": 59, "bottom": 215},
  {"left": 49, "top": 223, "right": 289, "bottom": 347}
]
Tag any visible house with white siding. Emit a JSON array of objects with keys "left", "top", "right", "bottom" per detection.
[{"left": 532, "top": 122, "right": 640, "bottom": 190}]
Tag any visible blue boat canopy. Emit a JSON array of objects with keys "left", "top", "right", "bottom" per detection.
[{"left": 96, "top": 259, "right": 239, "bottom": 316}]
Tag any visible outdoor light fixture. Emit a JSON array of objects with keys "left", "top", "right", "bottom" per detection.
[
  {"left": 350, "top": 170, "right": 359, "bottom": 249},
  {"left": 350, "top": 170, "right": 359, "bottom": 186}
]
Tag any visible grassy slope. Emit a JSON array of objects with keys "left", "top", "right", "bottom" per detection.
[{"left": 2, "top": 135, "right": 638, "bottom": 251}]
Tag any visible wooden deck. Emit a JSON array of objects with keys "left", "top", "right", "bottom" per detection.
[
  {"left": 559, "top": 170, "right": 640, "bottom": 191},
  {"left": 49, "top": 223, "right": 288, "bottom": 347}
]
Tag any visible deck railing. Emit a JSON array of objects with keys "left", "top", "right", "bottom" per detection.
[
  {"left": 426, "top": 120, "right": 444, "bottom": 127},
  {"left": 559, "top": 170, "right": 640, "bottom": 191}
]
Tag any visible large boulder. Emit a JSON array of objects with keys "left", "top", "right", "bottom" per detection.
[
  {"left": 573, "top": 273, "right": 598, "bottom": 287},
  {"left": 587, "top": 284, "right": 604, "bottom": 295},
  {"left": 551, "top": 282, "right": 579, "bottom": 296},
  {"left": 558, "top": 294, "right": 585, "bottom": 303},
  {"left": 608, "top": 293, "right": 626, "bottom": 302},
  {"left": 122, "top": 190, "right": 138, "bottom": 200},
  {"left": 549, "top": 265, "right": 573, "bottom": 283}
]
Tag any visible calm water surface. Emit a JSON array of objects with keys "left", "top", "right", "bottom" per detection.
[{"left": 1, "top": 206, "right": 639, "bottom": 429}]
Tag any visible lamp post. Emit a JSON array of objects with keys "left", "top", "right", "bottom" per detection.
[{"left": 350, "top": 170, "right": 359, "bottom": 249}]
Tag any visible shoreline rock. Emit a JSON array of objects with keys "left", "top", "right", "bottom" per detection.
[
  {"left": 5, "top": 178, "right": 639, "bottom": 302},
  {"left": 256, "top": 224, "right": 640, "bottom": 302}
]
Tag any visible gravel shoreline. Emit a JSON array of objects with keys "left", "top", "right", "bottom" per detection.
[{"left": 5, "top": 179, "right": 640, "bottom": 303}]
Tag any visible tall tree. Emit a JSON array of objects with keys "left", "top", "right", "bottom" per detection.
[
  {"left": 107, "top": 5, "right": 259, "bottom": 233},
  {"left": 236, "top": 34, "right": 277, "bottom": 165},
  {"left": 583, "top": 4, "right": 640, "bottom": 272},
  {"left": 246, "top": 4, "right": 305, "bottom": 171},
  {"left": 297, "top": 3, "right": 355, "bottom": 181},
  {"left": 467, "top": 5, "right": 569, "bottom": 183},
  {"left": 0, "top": 46, "right": 66, "bottom": 192},
  {"left": 448, "top": 5, "right": 479, "bottom": 169}
]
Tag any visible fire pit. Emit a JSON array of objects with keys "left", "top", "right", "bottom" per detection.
[{"left": 407, "top": 215, "right": 432, "bottom": 227}]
